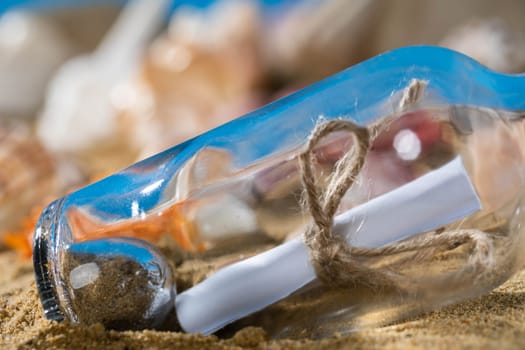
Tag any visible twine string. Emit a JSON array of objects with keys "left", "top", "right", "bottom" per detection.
[{"left": 300, "top": 80, "right": 493, "bottom": 289}]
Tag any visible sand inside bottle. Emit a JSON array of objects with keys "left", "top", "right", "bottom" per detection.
[{"left": 61, "top": 252, "right": 155, "bottom": 330}]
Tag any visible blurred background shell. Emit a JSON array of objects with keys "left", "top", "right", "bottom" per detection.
[
  {"left": 0, "top": 123, "right": 57, "bottom": 235},
  {"left": 0, "top": 11, "right": 71, "bottom": 119}
]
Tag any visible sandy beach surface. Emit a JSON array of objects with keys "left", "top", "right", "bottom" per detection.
[{"left": 1, "top": 245, "right": 525, "bottom": 350}]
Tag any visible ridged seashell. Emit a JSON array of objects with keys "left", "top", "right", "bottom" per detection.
[
  {"left": 0, "top": 124, "right": 57, "bottom": 236},
  {"left": 114, "top": 0, "right": 264, "bottom": 160}
]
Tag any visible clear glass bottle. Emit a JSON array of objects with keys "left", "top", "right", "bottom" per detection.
[{"left": 33, "top": 46, "right": 525, "bottom": 335}]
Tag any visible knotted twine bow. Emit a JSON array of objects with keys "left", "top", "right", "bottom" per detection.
[{"left": 300, "top": 80, "right": 495, "bottom": 290}]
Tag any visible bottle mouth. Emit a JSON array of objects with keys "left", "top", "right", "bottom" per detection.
[
  {"left": 33, "top": 198, "right": 68, "bottom": 322},
  {"left": 32, "top": 197, "right": 179, "bottom": 330}
]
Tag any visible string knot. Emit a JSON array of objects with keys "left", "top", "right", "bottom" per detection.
[
  {"left": 300, "top": 118, "right": 375, "bottom": 287},
  {"left": 300, "top": 117, "right": 495, "bottom": 290}
]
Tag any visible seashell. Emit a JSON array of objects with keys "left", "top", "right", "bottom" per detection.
[
  {"left": 0, "top": 121, "right": 84, "bottom": 257},
  {"left": 36, "top": 0, "right": 168, "bottom": 176},
  {"left": 440, "top": 19, "right": 525, "bottom": 73},
  {"left": 0, "top": 124, "right": 58, "bottom": 239},
  {"left": 0, "top": 10, "right": 71, "bottom": 119},
  {"left": 263, "top": 0, "right": 381, "bottom": 81},
  {"left": 115, "top": 0, "right": 264, "bottom": 160}
]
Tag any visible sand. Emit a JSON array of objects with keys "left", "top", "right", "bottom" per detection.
[{"left": 2, "top": 246, "right": 525, "bottom": 350}]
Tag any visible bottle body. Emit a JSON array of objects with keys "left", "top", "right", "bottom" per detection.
[{"left": 33, "top": 46, "right": 525, "bottom": 334}]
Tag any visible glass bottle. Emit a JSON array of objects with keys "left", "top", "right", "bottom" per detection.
[{"left": 33, "top": 46, "right": 525, "bottom": 335}]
